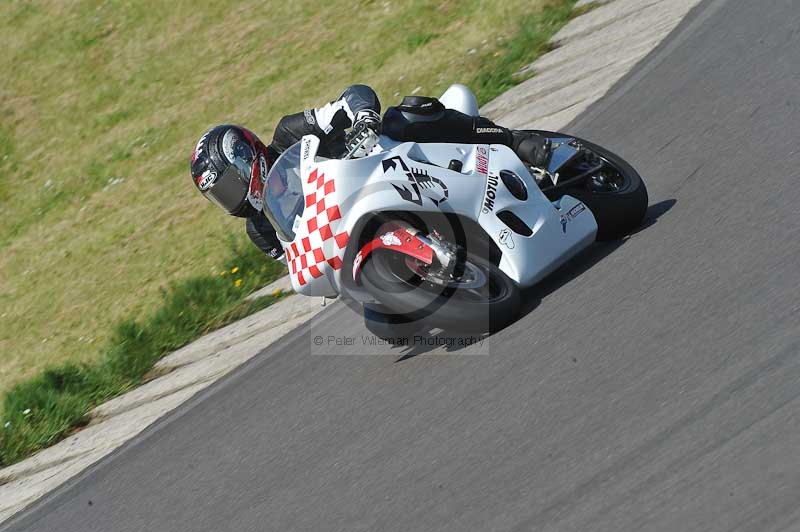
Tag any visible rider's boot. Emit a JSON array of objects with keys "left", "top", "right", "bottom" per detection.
[{"left": 511, "top": 131, "right": 553, "bottom": 170}]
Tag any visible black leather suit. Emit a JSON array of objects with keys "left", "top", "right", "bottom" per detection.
[{"left": 247, "top": 85, "right": 546, "bottom": 259}]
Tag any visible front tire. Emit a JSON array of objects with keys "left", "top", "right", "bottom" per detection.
[
  {"left": 360, "top": 249, "right": 521, "bottom": 333},
  {"left": 362, "top": 304, "right": 423, "bottom": 342}
]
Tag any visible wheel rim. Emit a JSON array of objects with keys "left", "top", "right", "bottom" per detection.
[
  {"left": 589, "top": 166, "right": 628, "bottom": 192},
  {"left": 445, "top": 261, "right": 507, "bottom": 303},
  {"left": 581, "top": 152, "right": 632, "bottom": 193},
  {"left": 408, "top": 258, "right": 487, "bottom": 290},
  {"left": 377, "top": 251, "right": 507, "bottom": 304}
]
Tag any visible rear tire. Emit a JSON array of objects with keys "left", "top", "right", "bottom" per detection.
[{"left": 534, "top": 133, "right": 649, "bottom": 241}]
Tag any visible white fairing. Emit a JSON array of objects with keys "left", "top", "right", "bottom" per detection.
[
  {"left": 477, "top": 145, "right": 597, "bottom": 285},
  {"left": 277, "top": 131, "right": 597, "bottom": 299},
  {"left": 439, "top": 84, "right": 480, "bottom": 116}
]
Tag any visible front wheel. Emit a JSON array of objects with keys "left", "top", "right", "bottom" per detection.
[{"left": 359, "top": 249, "right": 521, "bottom": 333}]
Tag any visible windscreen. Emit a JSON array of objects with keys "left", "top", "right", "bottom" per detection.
[{"left": 262, "top": 142, "right": 304, "bottom": 242}]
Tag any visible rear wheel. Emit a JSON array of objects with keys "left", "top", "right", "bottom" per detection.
[
  {"left": 360, "top": 247, "right": 521, "bottom": 333},
  {"left": 559, "top": 140, "right": 647, "bottom": 240},
  {"left": 528, "top": 132, "right": 649, "bottom": 241}
]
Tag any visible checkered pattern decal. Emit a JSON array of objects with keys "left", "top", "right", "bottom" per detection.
[{"left": 285, "top": 168, "right": 349, "bottom": 286}]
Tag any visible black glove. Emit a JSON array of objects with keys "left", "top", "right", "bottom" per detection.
[
  {"left": 512, "top": 131, "right": 553, "bottom": 169},
  {"left": 246, "top": 216, "right": 284, "bottom": 261}
]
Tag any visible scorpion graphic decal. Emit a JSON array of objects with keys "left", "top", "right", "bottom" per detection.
[{"left": 381, "top": 156, "right": 449, "bottom": 207}]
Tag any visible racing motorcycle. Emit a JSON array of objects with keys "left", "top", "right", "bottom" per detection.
[{"left": 263, "top": 84, "right": 647, "bottom": 333}]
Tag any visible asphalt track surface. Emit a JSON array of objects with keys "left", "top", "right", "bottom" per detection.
[{"left": 6, "top": 1, "right": 800, "bottom": 530}]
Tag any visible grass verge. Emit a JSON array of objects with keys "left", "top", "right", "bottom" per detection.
[
  {"left": 0, "top": 237, "right": 286, "bottom": 466},
  {"left": 471, "top": 0, "right": 583, "bottom": 103},
  {"left": 0, "top": 0, "right": 583, "bottom": 467},
  {"left": 0, "top": 0, "right": 583, "bottom": 397}
]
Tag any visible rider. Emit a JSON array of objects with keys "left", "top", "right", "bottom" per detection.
[{"left": 189, "top": 84, "right": 552, "bottom": 261}]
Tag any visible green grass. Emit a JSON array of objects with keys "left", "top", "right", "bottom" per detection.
[
  {"left": 471, "top": 0, "right": 581, "bottom": 103},
  {"left": 0, "top": 0, "right": 581, "bottom": 465},
  {"left": 0, "top": 236, "right": 285, "bottom": 465},
  {"left": 405, "top": 32, "right": 440, "bottom": 52}
]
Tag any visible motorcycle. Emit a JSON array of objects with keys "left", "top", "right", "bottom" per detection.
[{"left": 263, "top": 84, "right": 647, "bottom": 333}]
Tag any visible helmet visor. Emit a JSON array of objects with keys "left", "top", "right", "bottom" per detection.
[
  {"left": 203, "top": 133, "right": 256, "bottom": 215},
  {"left": 204, "top": 164, "right": 250, "bottom": 214}
]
